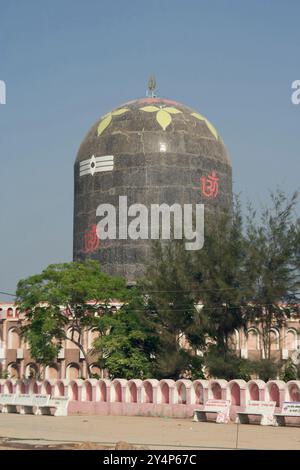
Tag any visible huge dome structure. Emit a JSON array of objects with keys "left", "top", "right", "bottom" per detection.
[{"left": 73, "top": 94, "right": 232, "bottom": 281}]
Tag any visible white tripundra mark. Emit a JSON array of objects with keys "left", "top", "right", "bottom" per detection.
[{"left": 79, "top": 155, "right": 114, "bottom": 176}]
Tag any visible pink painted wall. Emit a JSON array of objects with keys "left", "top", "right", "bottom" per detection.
[
  {"left": 144, "top": 382, "right": 153, "bottom": 403},
  {"left": 130, "top": 383, "right": 137, "bottom": 403},
  {"left": 230, "top": 383, "right": 240, "bottom": 405},
  {"left": 268, "top": 383, "right": 280, "bottom": 406},
  {"left": 211, "top": 383, "right": 222, "bottom": 399},
  {"left": 2, "top": 377, "right": 300, "bottom": 425},
  {"left": 85, "top": 382, "right": 92, "bottom": 401},
  {"left": 289, "top": 384, "right": 300, "bottom": 401},
  {"left": 194, "top": 384, "right": 204, "bottom": 404},
  {"left": 113, "top": 382, "right": 122, "bottom": 402},
  {"left": 100, "top": 382, "right": 107, "bottom": 401},
  {"left": 71, "top": 383, "right": 78, "bottom": 400},
  {"left": 249, "top": 383, "right": 259, "bottom": 400},
  {"left": 161, "top": 383, "right": 170, "bottom": 404}
]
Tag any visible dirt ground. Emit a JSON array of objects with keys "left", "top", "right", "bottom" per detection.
[{"left": 0, "top": 414, "right": 299, "bottom": 450}]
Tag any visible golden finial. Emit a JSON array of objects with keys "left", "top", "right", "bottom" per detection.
[{"left": 147, "top": 75, "right": 157, "bottom": 98}]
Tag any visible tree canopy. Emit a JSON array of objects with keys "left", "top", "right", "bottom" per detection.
[
  {"left": 16, "top": 260, "right": 128, "bottom": 377},
  {"left": 16, "top": 190, "right": 300, "bottom": 381}
]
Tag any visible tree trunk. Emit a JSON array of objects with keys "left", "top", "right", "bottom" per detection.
[
  {"left": 78, "top": 344, "right": 92, "bottom": 379},
  {"left": 69, "top": 332, "right": 92, "bottom": 378}
]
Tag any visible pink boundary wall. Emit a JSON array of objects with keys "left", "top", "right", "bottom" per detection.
[{"left": 0, "top": 378, "right": 300, "bottom": 424}]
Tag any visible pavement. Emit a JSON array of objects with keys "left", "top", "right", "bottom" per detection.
[{"left": 0, "top": 414, "right": 299, "bottom": 450}]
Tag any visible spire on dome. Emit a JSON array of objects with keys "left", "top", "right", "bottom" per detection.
[{"left": 147, "top": 75, "right": 157, "bottom": 98}]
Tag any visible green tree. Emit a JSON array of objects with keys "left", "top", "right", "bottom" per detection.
[
  {"left": 193, "top": 199, "right": 249, "bottom": 361},
  {"left": 204, "top": 347, "right": 251, "bottom": 381},
  {"left": 280, "top": 358, "right": 298, "bottom": 382},
  {"left": 92, "top": 291, "right": 158, "bottom": 379},
  {"left": 142, "top": 239, "right": 206, "bottom": 379},
  {"left": 16, "top": 260, "right": 128, "bottom": 378},
  {"left": 142, "top": 192, "right": 299, "bottom": 380},
  {"left": 249, "top": 359, "right": 279, "bottom": 382},
  {"left": 244, "top": 190, "right": 300, "bottom": 359},
  {"left": 142, "top": 199, "right": 249, "bottom": 378}
]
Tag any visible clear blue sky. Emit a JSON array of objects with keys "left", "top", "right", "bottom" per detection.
[{"left": 0, "top": 0, "right": 299, "bottom": 298}]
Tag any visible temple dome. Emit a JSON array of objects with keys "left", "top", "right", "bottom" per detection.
[
  {"left": 76, "top": 97, "right": 230, "bottom": 166},
  {"left": 73, "top": 96, "right": 232, "bottom": 281}
]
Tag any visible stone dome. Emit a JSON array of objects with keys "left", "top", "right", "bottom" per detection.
[
  {"left": 76, "top": 97, "right": 230, "bottom": 165},
  {"left": 73, "top": 97, "right": 232, "bottom": 281}
]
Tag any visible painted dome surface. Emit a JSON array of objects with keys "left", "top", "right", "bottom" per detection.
[
  {"left": 76, "top": 97, "right": 230, "bottom": 166},
  {"left": 74, "top": 97, "right": 232, "bottom": 281}
]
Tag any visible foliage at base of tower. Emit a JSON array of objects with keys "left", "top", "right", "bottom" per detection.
[
  {"left": 141, "top": 239, "right": 206, "bottom": 379},
  {"left": 16, "top": 260, "right": 128, "bottom": 378},
  {"left": 15, "top": 190, "right": 299, "bottom": 382},
  {"left": 92, "top": 294, "right": 158, "bottom": 379},
  {"left": 244, "top": 190, "right": 300, "bottom": 359},
  {"left": 192, "top": 199, "right": 249, "bottom": 360},
  {"left": 204, "top": 347, "right": 251, "bottom": 381},
  {"left": 141, "top": 199, "right": 248, "bottom": 378},
  {"left": 280, "top": 358, "right": 299, "bottom": 381},
  {"left": 248, "top": 359, "right": 279, "bottom": 382},
  {"left": 143, "top": 190, "right": 299, "bottom": 380}
]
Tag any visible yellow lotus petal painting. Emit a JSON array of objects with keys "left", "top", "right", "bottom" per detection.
[
  {"left": 156, "top": 109, "right": 172, "bottom": 130},
  {"left": 97, "top": 114, "right": 112, "bottom": 136},
  {"left": 191, "top": 112, "right": 218, "bottom": 140},
  {"left": 140, "top": 105, "right": 181, "bottom": 130},
  {"left": 97, "top": 108, "right": 129, "bottom": 136}
]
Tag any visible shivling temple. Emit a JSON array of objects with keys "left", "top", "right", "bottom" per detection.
[
  {"left": 0, "top": 84, "right": 299, "bottom": 408},
  {"left": 73, "top": 82, "right": 232, "bottom": 281}
]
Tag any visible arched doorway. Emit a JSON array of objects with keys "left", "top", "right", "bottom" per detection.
[
  {"left": 25, "top": 363, "right": 39, "bottom": 379},
  {"left": 161, "top": 383, "right": 169, "bottom": 404},
  {"left": 66, "top": 363, "right": 80, "bottom": 380},
  {"left": 89, "top": 363, "right": 101, "bottom": 378},
  {"left": 211, "top": 383, "right": 222, "bottom": 400},
  {"left": 144, "top": 382, "right": 153, "bottom": 403},
  {"left": 7, "top": 362, "right": 19, "bottom": 379},
  {"left": 85, "top": 382, "right": 93, "bottom": 401},
  {"left": 289, "top": 384, "right": 300, "bottom": 402},
  {"left": 7, "top": 328, "right": 20, "bottom": 349},
  {"left": 195, "top": 383, "right": 204, "bottom": 404},
  {"left": 178, "top": 384, "right": 187, "bottom": 404},
  {"left": 270, "top": 329, "right": 280, "bottom": 351},
  {"left": 249, "top": 383, "right": 259, "bottom": 400},
  {"left": 65, "top": 328, "right": 80, "bottom": 350},
  {"left": 88, "top": 329, "right": 100, "bottom": 349},
  {"left": 45, "top": 364, "right": 59, "bottom": 380},
  {"left": 247, "top": 329, "right": 259, "bottom": 350},
  {"left": 99, "top": 382, "right": 107, "bottom": 401},
  {"left": 286, "top": 330, "right": 297, "bottom": 351},
  {"left": 269, "top": 383, "right": 280, "bottom": 406},
  {"left": 130, "top": 383, "right": 137, "bottom": 403},
  {"left": 230, "top": 383, "right": 240, "bottom": 406},
  {"left": 113, "top": 382, "right": 122, "bottom": 402}
]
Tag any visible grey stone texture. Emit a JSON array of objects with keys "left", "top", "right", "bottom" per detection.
[{"left": 73, "top": 97, "right": 232, "bottom": 281}]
